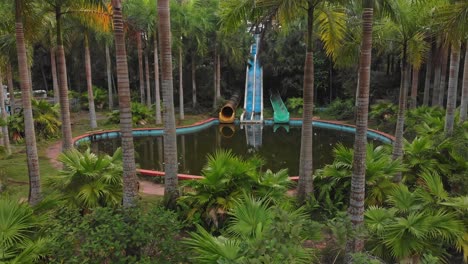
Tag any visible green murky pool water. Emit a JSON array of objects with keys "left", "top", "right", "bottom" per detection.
[{"left": 90, "top": 124, "right": 381, "bottom": 176}]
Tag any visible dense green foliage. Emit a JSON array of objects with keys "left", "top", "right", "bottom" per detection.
[
  {"left": 0, "top": 199, "right": 50, "bottom": 263},
  {"left": 43, "top": 206, "right": 187, "bottom": 264},
  {"left": 46, "top": 148, "right": 123, "bottom": 211},
  {"left": 178, "top": 149, "right": 292, "bottom": 230},
  {"left": 185, "top": 195, "right": 322, "bottom": 263},
  {"left": 365, "top": 173, "right": 466, "bottom": 263},
  {"left": 107, "top": 102, "right": 154, "bottom": 125},
  {"left": 8, "top": 99, "right": 61, "bottom": 141},
  {"left": 324, "top": 98, "right": 355, "bottom": 120},
  {"left": 313, "top": 144, "right": 404, "bottom": 217}
]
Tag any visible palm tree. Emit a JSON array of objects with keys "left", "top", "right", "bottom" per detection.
[
  {"left": 365, "top": 173, "right": 466, "bottom": 263},
  {"left": 154, "top": 31, "right": 162, "bottom": 124},
  {"left": 137, "top": 31, "right": 145, "bottom": 104},
  {"left": 388, "top": 0, "right": 430, "bottom": 182},
  {"left": 0, "top": 198, "right": 50, "bottom": 263},
  {"left": 111, "top": 0, "right": 138, "bottom": 207},
  {"left": 105, "top": 44, "right": 113, "bottom": 110},
  {"left": 185, "top": 195, "right": 318, "bottom": 263},
  {"left": 346, "top": 0, "right": 374, "bottom": 256},
  {"left": 437, "top": 1, "right": 468, "bottom": 133},
  {"left": 444, "top": 42, "right": 461, "bottom": 136},
  {"left": 246, "top": 0, "right": 346, "bottom": 203},
  {"left": 47, "top": 148, "right": 123, "bottom": 210},
  {"left": 52, "top": 1, "right": 73, "bottom": 150},
  {"left": 123, "top": 0, "right": 160, "bottom": 120},
  {"left": 179, "top": 150, "right": 291, "bottom": 228},
  {"left": 158, "top": 0, "right": 178, "bottom": 208},
  {"left": 84, "top": 33, "right": 97, "bottom": 129},
  {"left": 435, "top": 1, "right": 468, "bottom": 123},
  {"left": 461, "top": 41, "right": 468, "bottom": 123},
  {"left": 422, "top": 41, "right": 433, "bottom": 106},
  {"left": 0, "top": 71, "right": 11, "bottom": 155},
  {"left": 14, "top": 0, "right": 41, "bottom": 205}
]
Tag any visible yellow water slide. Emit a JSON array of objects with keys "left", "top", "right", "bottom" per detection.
[{"left": 219, "top": 93, "right": 240, "bottom": 123}]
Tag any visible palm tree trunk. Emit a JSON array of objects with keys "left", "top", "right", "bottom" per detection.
[
  {"left": 345, "top": 2, "right": 373, "bottom": 257},
  {"left": 145, "top": 49, "right": 151, "bottom": 107},
  {"left": 15, "top": 0, "right": 41, "bottom": 205},
  {"left": 6, "top": 63, "right": 15, "bottom": 112},
  {"left": 213, "top": 45, "right": 218, "bottom": 109},
  {"left": 297, "top": 2, "right": 315, "bottom": 202},
  {"left": 0, "top": 72, "right": 11, "bottom": 155},
  {"left": 216, "top": 54, "right": 221, "bottom": 99},
  {"left": 84, "top": 34, "right": 97, "bottom": 129},
  {"left": 444, "top": 43, "right": 461, "bottom": 136},
  {"left": 432, "top": 46, "right": 442, "bottom": 106},
  {"left": 179, "top": 46, "right": 184, "bottom": 120},
  {"left": 111, "top": 0, "right": 138, "bottom": 207},
  {"left": 50, "top": 47, "right": 59, "bottom": 105},
  {"left": 158, "top": 0, "right": 179, "bottom": 208},
  {"left": 438, "top": 45, "right": 449, "bottom": 106},
  {"left": 409, "top": 67, "right": 419, "bottom": 109},
  {"left": 106, "top": 44, "right": 113, "bottom": 110},
  {"left": 460, "top": 41, "right": 468, "bottom": 123},
  {"left": 392, "top": 43, "right": 409, "bottom": 183},
  {"left": 137, "top": 31, "right": 145, "bottom": 104},
  {"left": 423, "top": 45, "right": 433, "bottom": 106},
  {"left": 192, "top": 54, "right": 197, "bottom": 108},
  {"left": 154, "top": 32, "right": 162, "bottom": 124},
  {"left": 55, "top": 7, "right": 73, "bottom": 150}
]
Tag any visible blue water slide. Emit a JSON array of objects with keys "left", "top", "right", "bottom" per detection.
[{"left": 242, "top": 34, "right": 263, "bottom": 122}]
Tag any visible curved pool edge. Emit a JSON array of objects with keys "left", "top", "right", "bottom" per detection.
[{"left": 73, "top": 118, "right": 395, "bottom": 181}]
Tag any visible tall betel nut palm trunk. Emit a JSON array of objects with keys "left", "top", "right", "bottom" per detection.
[
  {"left": 345, "top": 0, "right": 373, "bottom": 257},
  {"left": 158, "top": 0, "right": 179, "bottom": 208},
  {"left": 84, "top": 33, "right": 97, "bottom": 129},
  {"left": 297, "top": 1, "right": 315, "bottom": 202},
  {"left": 15, "top": 0, "right": 41, "bottom": 205},
  {"left": 55, "top": 4, "right": 73, "bottom": 150},
  {"left": 111, "top": 0, "right": 138, "bottom": 207},
  {"left": 392, "top": 43, "right": 410, "bottom": 183},
  {"left": 460, "top": 40, "right": 468, "bottom": 123},
  {"left": 154, "top": 31, "right": 162, "bottom": 124},
  {"left": 0, "top": 73, "right": 11, "bottom": 155},
  {"left": 137, "top": 31, "right": 145, "bottom": 104},
  {"left": 444, "top": 42, "right": 461, "bottom": 136}
]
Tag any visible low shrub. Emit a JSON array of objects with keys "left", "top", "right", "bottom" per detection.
[
  {"left": 43, "top": 206, "right": 187, "bottom": 264},
  {"left": 325, "top": 98, "right": 355, "bottom": 120},
  {"left": 286, "top": 97, "right": 303, "bottom": 114},
  {"left": 107, "top": 102, "right": 153, "bottom": 125}
]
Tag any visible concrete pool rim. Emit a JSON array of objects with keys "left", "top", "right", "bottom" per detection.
[{"left": 73, "top": 118, "right": 395, "bottom": 181}]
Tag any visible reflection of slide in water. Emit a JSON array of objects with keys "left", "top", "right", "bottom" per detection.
[
  {"left": 243, "top": 124, "right": 263, "bottom": 150},
  {"left": 241, "top": 34, "right": 263, "bottom": 123},
  {"left": 219, "top": 124, "right": 236, "bottom": 138},
  {"left": 273, "top": 124, "right": 290, "bottom": 133}
]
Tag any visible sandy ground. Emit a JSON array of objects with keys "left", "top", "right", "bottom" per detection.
[{"left": 46, "top": 140, "right": 165, "bottom": 196}]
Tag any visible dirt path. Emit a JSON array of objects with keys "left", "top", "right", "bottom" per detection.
[{"left": 45, "top": 140, "right": 164, "bottom": 196}]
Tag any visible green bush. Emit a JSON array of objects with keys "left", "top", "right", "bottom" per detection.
[
  {"left": 107, "top": 102, "right": 153, "bottom": 125},
  {"left": 44, "top": 206, "right": 187, "bottom": 264},
  {"left": 46, "top": 148, "right": 123, "bottom": 211},
  {"left": 369, "top": 102, "right": 397, "bottom": 132},
  {"left": 81, "top": 86, "right": 108, "bottom": 110},
  {"left": 185, "top": 195, "right": 322, "bottom": 263},
  {"left": 286, "top": 97, "right": 303, "bottom": 114},
  {"left": 324, "top": 98, "right": 355, "bottom": 120},
  {"left": 178, "top": 149, "right": 292, "bottom": 230},
  {"left": 8, "top": 99, "right": 61, "bottom": 141}
]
